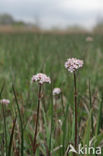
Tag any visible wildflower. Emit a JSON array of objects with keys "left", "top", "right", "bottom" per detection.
[
  {"left": 86, "top": 36, "right": 93, "bottom": 42},
  {"left": 0, "top": 99, "right": 10, "bottom": 105},
  {"left": 53, "top": 88, "right": 61, "bottom": 95},
  {"left": 31, "top": 73, "right": 51, "bottom": 154},
  {"left": 32, "top": 73, "right": 51, "bottom": 85},
  {"left": 58, "top": 119, "right": 62, "bottom": 126},
  {"left": 65, "top": 58, "right": 83, "bottom": 72},
  {"left": 65, "top": 58, "right": 84, "bottom": 149}
]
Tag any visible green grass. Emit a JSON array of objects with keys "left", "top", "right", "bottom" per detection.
[{"left": 0, "top": 33, "right": 103, "bottom": 155}]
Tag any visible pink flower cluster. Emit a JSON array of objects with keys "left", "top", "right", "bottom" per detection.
[
  {"left": 53, "top": 88, "right": 61, "bottom": 95},
  {"left": 32, "top": 73, "right": 51, "bottom": 85},
  {"left": 0, "top": 99, "right": 10, "bottom": 105},
  {"left": 65, "top": 58, "right": 83, "bottom": 72},
  {"left": 86, "top": 36, "right": 93, "bottom": 42}
]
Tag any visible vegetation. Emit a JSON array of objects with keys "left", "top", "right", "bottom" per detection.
[{"left": 0, "top": 33, "right": 103, "bottom": 155}]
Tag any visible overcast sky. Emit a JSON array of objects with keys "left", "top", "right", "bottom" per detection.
[{"left": 0, "top": 0, "right": 103, "bottom": 29}]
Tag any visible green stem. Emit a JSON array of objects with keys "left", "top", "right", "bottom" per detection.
[
  {"left": 8, "top": 117, "right": 16, "bottom": 156},
  {"left": 12, "top": 85, "right": 24, "bottom": 156},
  {"left": 33, "top": 84, "right": 42, "bottom": 155},
  {"left": 61, "top": 92, "right": 65, "bottom": 115},
  {"left": 89, "top": 79, "right": 94, "bottom": 135},
  {"left": 2, "top": 103, "right": 8, "bottom": 155},
  {"left": 49, "top": 81, "right": 53, "bottom": 155},
  {"left": 74, "top": 72, "right": 77, "bottom": 150}
]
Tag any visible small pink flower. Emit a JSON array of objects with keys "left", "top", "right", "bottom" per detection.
[
  {"left": 65, "top": 58, "right": 83, "bottom": 72},
  {"left": 32, "top": 73, "right": 51, "bottom": 85},
  {"left": 53, "top": 88, "right": 61, "bottom": 95},
  {"left": 86, "top": 36, "right": 93, "bottom": 42},
  {"left": 0, "top": 99, "right": 10, "bottom": 105}
]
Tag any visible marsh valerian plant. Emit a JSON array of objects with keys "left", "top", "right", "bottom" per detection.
[
  {"left": 31, "top": 73, "right": 51, "bottom": 155},
  {"left": 65, "top": 58, "right": 83, "bottom": 150}
]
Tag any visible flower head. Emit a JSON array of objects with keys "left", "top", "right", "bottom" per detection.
[
  {"left": 0, "top": 99, "right": 10, "bottom": 105},
  {"left": 86, "top": 36, "right": 93, "bottom": 42},
  {"left": 58, "top": 119, "right": 62, "bottom": 126},
  {"left": 32, "top": 73, "right": 51, "bottom": 85},
  {"left": 53, "top": 88, "right": 61, "bottom": 95},
  {"left": 65, "top": 58, "right": 83, "bottom": 73}
]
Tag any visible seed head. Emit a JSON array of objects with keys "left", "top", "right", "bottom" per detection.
[
  {"left": 53, "top": 88, "right": 61, "bottom": 95},
  {"left": 65, "top": 58, "right": 83, "bottom": 73},
  {"left": 32, "top": 73, "right": 51, "bottom": 85}
]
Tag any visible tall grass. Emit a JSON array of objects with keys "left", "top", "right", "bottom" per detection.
[{"left": 0, "top": 33, "right": 103, "bottom": 155}]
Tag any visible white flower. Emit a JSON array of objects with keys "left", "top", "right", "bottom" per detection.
[
  {"left": 53, "top": 88, "right": 61, "bottom": 95},
  {"left": 32, "top": 73, "right": 51, "bottom": 85},
  {"left": 58, "top": 119, "right": 62, "bottom": 126},
  {"left": 0, "top": 99, "right": 10, "bottom": 105},
  {"left": 65, "top": 58, "right": 83, "bottom": 73}
]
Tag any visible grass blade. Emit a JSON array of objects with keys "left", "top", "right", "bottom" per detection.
[
  {"left": 0, "top": 81, "right": 5, "bottom": 98},
  {"left": 12, "top": 84, "right": 24, "bottom": 156},
  {"left": 83, "top": 110, "right": 92, "bottom": 147},
  {"left": 89, "top": 79, "right": 94, "bottom": 135},
  {"left": 2, "top": 103, "right": 8, "bottom": 155},
  {"left": 49, "top": 79, "right": 54, "bottom": 155},
  {"left": 8, "top": 117, "right": 17, "bottom": 156},
  {"left": 95, "top": 95, "right": 103, "bottom": 136},
  {"left": 62, "top": 101, "right": 69, "bottom": 155}
]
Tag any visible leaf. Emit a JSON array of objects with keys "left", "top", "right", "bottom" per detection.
[
  {"left": 83, "top": 110, "right": 92, "bottom": 146},
  {"left": 62, "top": 101, "right": 69, "bottom": 155},
  {"left": 95, "top": 133, "right": 103, "bottom": 147},
  {"left": 12, "top": 84, "right": 24, "bottom": 156},
  {"left": 95, "top": 97, "right": 103, "bottom": 136},
  {"left": 8, "top": 117, "right": 17, "bottom": 156}
]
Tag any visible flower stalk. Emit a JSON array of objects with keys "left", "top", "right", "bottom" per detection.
[
  {"left": 31, "top": 73, "right": 51, "bottom": 155},
  {"left": 74, "top": 72, "right": 77, "bottom": 149},
  {"left": 0, "top": 99, "right": 10, "bottom": 155},
  {"left": 64, "top": 58, "right": 83, "bottom": 152},
  {"left": 33, "top": 84, "right": 42, "bottom": 154},
  {"left": 2, "top": 103, "right": 8, "bottom": 155}
]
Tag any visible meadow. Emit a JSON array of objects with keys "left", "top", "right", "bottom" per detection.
[{"left": 0, "top": 32, "right": 103, "bottom": 156}]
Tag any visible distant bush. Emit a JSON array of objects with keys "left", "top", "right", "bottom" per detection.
[{"left": 0, "top": 14, "right": 15, "bottom": 25}]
